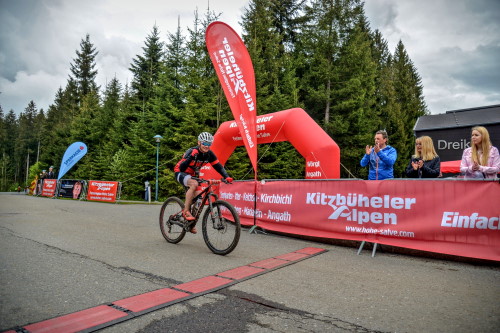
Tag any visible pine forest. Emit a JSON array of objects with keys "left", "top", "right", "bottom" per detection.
[{"left": 0, "top": 0, "right": 428, "bottom": 199}]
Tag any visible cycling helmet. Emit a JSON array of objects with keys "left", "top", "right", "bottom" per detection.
[{"left": 198, "top": 132, "right": 214, "bottom": 143}]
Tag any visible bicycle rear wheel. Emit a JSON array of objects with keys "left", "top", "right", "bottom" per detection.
[
  {"left": 159, "top": 197, "right": 186, "bottom": 244},
  {"left": 202, "top": 200, "right": 241, "bottom": 255}
]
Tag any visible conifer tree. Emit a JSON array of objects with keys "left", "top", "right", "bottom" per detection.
[
  {"left": 328, "top": 16, "right": 378, "bottom": 178},
  {"left": 164, "top": 19, "right": 187, "bottom": 107},
  {"left": 68, "top": 89, "right": 100, "bottom": 179},
  {"left": 115, "top": 113, "right": 158, "bottom": 198},
  {"left": 41, "top": 86, "right": 75, "bottom": 169},
  {"left": 15, "top": 101, "right": 39, "bottom": 184},
  {"left": 90, "top": 77, "right": 122, "bottom": 179},
  {"left": 0, "top": 106, "right": 7, "bottom": 162},
  {"left": 370, "top": 29, "right": 392, "bottom": 127},
  {"left": 69, "top": 34, "right": 99, "bottom": 101},
  {"left": 0, "top": 107, "right": 17, "bottom": 190},
  {"left": 269, "top": 0, "right": 306, "bottom": 52},
  {"left": 129, "top": 25, "right": 165, "bottom": 113},
  {"left": 389, "top": 40, "right": 428, "bottom": 177},
  {"left": 43, "top": 35, "right": 100, "bottom": 179},
  {"left": 241, "top": 0, "right": 304, "bottom": 179}
]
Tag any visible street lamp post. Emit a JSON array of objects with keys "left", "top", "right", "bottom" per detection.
[{"left": 153, "top": 135, "right": 163, "bottom": 201}]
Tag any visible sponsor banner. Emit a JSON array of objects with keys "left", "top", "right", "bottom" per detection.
[
  {"left": 222, "top": 179, "right": 500, "bottom": 261},
  {"left": 87, "top": 180, "right": 118, "bottom": 202},
  {"left": 206, "top": 21, "right": 258, "bottom": 175},
  {"left": 41, "top": 179, "right": 57, "bottom": 197},
  {"left": 219, "top": 181, "right": 257, "bottom": 226},
  {"left": 58, "top": 180, "right": 85, "bottom": 199},
  {"left": 58, "top": 142, "right": 88, "bottom": 180}
]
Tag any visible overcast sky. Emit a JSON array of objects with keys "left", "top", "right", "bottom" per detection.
[{"left": 1, "top": 0, "right": 499, "bottom": 117}]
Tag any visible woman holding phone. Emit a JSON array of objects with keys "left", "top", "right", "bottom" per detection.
[{"left": 405, "top": 136, "right": 440, "bottom": 178}]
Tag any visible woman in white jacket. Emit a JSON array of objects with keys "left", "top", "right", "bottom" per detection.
[{"left": 460, "top": 126, "right": 500, "bottom": 179}]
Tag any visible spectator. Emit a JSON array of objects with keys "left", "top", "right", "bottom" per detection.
[
  {"left": 36, "top": 171, "right": 46, "bottom": 195},
  {"left": 460, "top": 126, "right": 500, "bottom": 179},
  {"left": 405, "top": 136, "right": 440, "bottom": 178},
  {"left": 46, "top": 166, "right": 56, "bottom": 179},
  {"left": 360, "top": 130, "right": 397, "bottom": 180}
]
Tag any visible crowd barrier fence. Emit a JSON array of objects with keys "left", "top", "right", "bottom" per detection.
[
  {"left": 37, "top": 179, "right": 121, "bottom": 202},
  {"left": 218, "top": 178, "right": 500, "bottom": 261}
]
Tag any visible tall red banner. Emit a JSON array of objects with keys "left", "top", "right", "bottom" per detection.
[
  {"left": 206, "top": 21, "right": 258, "bottom": 176},
  {"left": 220, "top": 180, "right": 500, "bottom": 261}
]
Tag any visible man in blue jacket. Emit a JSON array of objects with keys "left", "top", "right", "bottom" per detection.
[{"left": 360, "top": 130, "right": 397, "bottom": 180}]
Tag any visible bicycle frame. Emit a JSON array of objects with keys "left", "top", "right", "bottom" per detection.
[
  {"left": 190, "top": 180, "right": 219, "bottom": 221},
  {"left": 168, "top": 179, "right": 222, "bottom": 231}
]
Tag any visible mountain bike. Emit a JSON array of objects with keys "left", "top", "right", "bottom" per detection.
[{"left": 159, "top": 178, "right": 241, "bottom": 255}]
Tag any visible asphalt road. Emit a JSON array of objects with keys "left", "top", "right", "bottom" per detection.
[{"left": 0, "top": 192, "right": 499, "bottom": 333}]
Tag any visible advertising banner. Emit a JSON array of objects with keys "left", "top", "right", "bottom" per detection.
[
  {"left": 58, "top": 180, "right": 85, "bottom": 199},
  {"left": 206, "top": 21, "right": 258, "bottom": 175},
  {"left": 221, "top": 179, "right": 500, "bottom": 261},
  {"left": 87, "top": 180, "right": 119, "bottom": 202},
  {"left": 41, "top": 179, "right": 57, "bottom": 197},
  {"left": 58, "top": 142, "right": 88, "bottom": 180},
  {"left": 219, "top": 181, "right": 257, "bottom": 226}
]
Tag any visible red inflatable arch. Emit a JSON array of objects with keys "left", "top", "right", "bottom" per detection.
[{"left": 201, "top": 108, "right": 340, "bottom": 179}]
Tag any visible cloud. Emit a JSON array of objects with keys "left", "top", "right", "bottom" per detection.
[
  {"left": 0, "top": 0, "right": 246, "bottom": 115},
  {"left": 420, "top": 43, "right": 500, "bottom": 112},
  {"left": 0, "top": 70, "right": 65, "bottom": 113},
  {"left": 364, "top": 0, "right": 500, "bottom": 113},
  {"left": 363, "top": 0, "right": 400, "bottom": 36}
]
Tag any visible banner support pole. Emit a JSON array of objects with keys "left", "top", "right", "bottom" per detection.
[
  {"left": 249, "top": 178, "right": 266, "bottom": 234},
  {"left": 357, "top": 241, "right": 380, "bottom": 257}
]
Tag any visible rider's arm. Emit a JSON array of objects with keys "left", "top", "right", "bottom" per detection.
[
  {"left": 178, "top": 148, "right": 198, "bottom": 172},
  {"left": 213, "top": 162, "right": 229, "bottom": 179},
  {"left": 208, "top": 151, "right": 229, "bottom": 179}
]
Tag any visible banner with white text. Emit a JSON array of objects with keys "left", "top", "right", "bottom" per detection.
[
  {"left": 221, "top": 180, "right": 500, "bottom": 261},
  {"left": 87, "top": 180, "right": 119, "bottom": 202},
  {"left": 219, "top": 181, "right": 257, "bottom": 226},
  {"left": 58, "top": 142, "right": 88, "bottom": 180},
  {"left": 41, "top": 179, "right": 57, "bottom": 197},
  {"left": 206, "top": 21, "right": 258, "bottom": 176}
]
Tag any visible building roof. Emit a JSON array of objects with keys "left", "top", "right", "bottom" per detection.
[{"left": 414, "top": 104, "right": 500, "bottom": 131}]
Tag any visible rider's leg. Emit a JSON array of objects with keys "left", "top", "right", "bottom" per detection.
[{"left": 183, "top": 178, "right": 198, "bottom": 222}]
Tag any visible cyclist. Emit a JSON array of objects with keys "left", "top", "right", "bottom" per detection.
[{"left": 174, "top": 132, "right": 233, "bottom": 233}]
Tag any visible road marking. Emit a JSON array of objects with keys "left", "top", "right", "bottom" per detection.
[{"left": 3, "top": 247, "right": 327, "bottom": 333}]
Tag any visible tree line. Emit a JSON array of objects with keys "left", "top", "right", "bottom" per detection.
[{"left": 0, "top": 0, "right": 427, "bottom": 199}]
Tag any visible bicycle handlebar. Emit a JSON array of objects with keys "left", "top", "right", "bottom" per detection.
[{"left": 192, "top": 177, "right": 232, "bottom": 185}]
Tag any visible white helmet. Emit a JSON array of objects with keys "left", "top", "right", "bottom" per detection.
[{"left": 198, "top": 132, "right": 214, "bottom": 143}]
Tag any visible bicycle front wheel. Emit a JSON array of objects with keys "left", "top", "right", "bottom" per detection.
[
  {"left": 202, "top": 200, "right": 241, "bottom": 255},
  {"left": 159, "top": 197, "right": 186, "bottom": 244}
]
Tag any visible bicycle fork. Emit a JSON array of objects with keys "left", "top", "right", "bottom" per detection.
[{"left": 208, "top": 202, "right": 224, "bottom": 230}]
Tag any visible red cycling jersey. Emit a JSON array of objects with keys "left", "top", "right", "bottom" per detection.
[{"left": 174, "top": 146, "right": 229, "bottom": 178}]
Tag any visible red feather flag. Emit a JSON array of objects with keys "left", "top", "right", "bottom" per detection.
[{"left": 205, "top": 21, "right": 258, "bottom": 177}]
